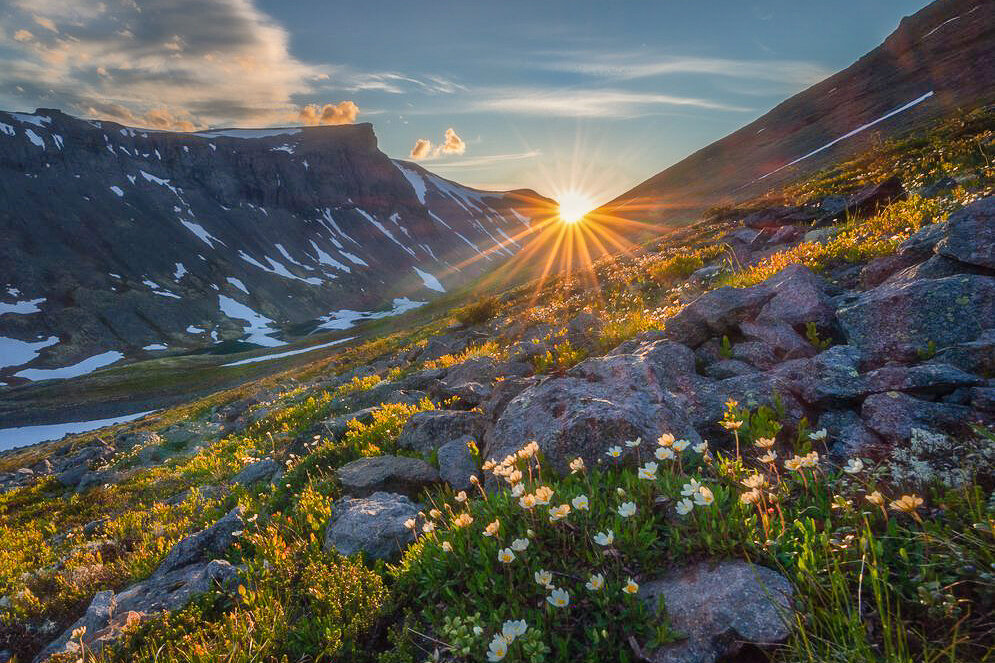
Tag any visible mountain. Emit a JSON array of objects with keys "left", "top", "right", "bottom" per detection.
[
  {"left": 600, "top": 0, "right": 995, "bottom": 226},
  {"left": 0, "top": 110, "right": 553, "bottom": 384}
]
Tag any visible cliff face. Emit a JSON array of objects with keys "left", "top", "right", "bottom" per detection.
[
  {"left": 602, "top": 0, "right": 995, "bottom": 226},
  {"left": 0, "top": 110, "right": 552, "bottom": 381}
]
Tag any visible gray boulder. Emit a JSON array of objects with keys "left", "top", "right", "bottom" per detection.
[
  {"left": 936, "top": 196, "right": 995, "bottom": 269},
  {"left": 665, "top": 285, "right": 774, "bottom": 348},
  {"left": 230, "top": 458, "right": 279, "bottom": 487},
  {"left": 932, "top": 328, "right": 995, "bottom": 374},
  {"left": 702, "top": 359, "right": 757, "bottom": 380},
  {"left": 638, "top": 560, "right": 794, "bottom": 663},
  {"left": 336, "top": 455, "right": 439, "bottom": 498},
  {"left": 437, "top": 435, "right": 480, "bottom": 492},
  {"left": 817, "top": 409, "right": 882, "bottom": 459},
  {"left": 861, "top": 392, "right": 973, "bottom": 444},
  {"left": 838, "top": 274, "right": 995, "bottom": 363},
  {"left": 485, "top": 342, "right": 701, "bottom": 475},
  {"left": 323, "top": 491, "right": 420, "bottom": 560},
  {"left": 397, "top": 410, "right": 486, "bottom": 453}
]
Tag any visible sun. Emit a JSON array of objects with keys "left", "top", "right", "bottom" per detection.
[{"left": 557, "top": 190, "right": 596, "bottom": 223}]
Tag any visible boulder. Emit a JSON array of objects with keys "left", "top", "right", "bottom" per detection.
[
  {"left": 742, "top": 205, "right": 818, "bottom": 229},
  {"left": 323, "top": 491, "right": 420, "bottom": 560},
  {"left": 485, "top": 343, "right": 702, "bottom": 475},
  {"left": 638, "top": 560, "right": 793, "bottom": 663},
  {"left": 731, "top": 341, "right": 778, "bottom": 370},
  {"left": 932, "top": 329, "right": 995, "bottom": 375},
  {"left": 481, "top": 376, "right": 540, "bottom": 422},
  {"left": 397, "top": 410, "right": 486, "bottom": 453},
  {"left": 753, "top": 265, "right": 837, "bottom": 334},
  {"left": 861, "top": 392, "right": 973, "bottom": 444},
  {"left": 336, "top": 455, "right": 439, "bottom": 498},
  {"left": 817, "top": 409, "right": 882, "bottom": 459},
  {"left": 723, "top": 227, "right": 761, "bottom": 246},
  {"left": 884, "top": 254, "right": 968, "bottom": 284},
  {"left": 840, "top": 176, "right": 905, "bottom": 219},
  {"left": 768, "top": 224, "right": 804, "bottom": 245},
  {"left": 702, "top": 359, "right": 757, "bottom": 380},
  {"left": 437, "top": 435, "right": 480, "bottom": 492},
  {"left": 936, "top": 196, "right": 995, "bottom": 269},
  {"left": 441, "top": 356, "right": 532, "bottom": 391},
  {"left": 837, "top": 274, "right": 995, "bottom": 363},
  {"left": 740, "top": 320, "right": 815, "bottom": 360},
  {"left": 665, "top": 286, "right": 775, "bottom": 348},
  {"left": 156, "top": 507, "right": 244, "bottom": 576},
  {"left": 898, "top": 221, "right": 949, "bottom": 259},
  {"left": 230, "top": 458, "right": 280, "bottom": 487},
  {"left": 565, "top": 311, "right": 605, "bottom": 351}
]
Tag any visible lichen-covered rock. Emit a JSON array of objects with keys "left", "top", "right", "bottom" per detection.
[
  {"left": 397, "top": 410, "right": 486, "bottom": 453},
  {"left": 336, "top": 455, "right": 439, "bottom": 498},
  {"left": 861, "top": 391, "right": 973, "bottom": 444},
  {"left": 638, "top": 560, "right": 794, "bottom": 663},
  {"left": 838, "top": 275, "right": 995, "bottom": 363},
  {"left": 437, "top": 435, "right": 480, "bottom": 492},
  {"left": 936, "top": 195, "right": 995, "bottom": 269},
  {"left": 323, "top": 491, "right": 421, "bottom": 560}
]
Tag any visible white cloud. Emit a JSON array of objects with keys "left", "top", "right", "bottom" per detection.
[{"left": 408, "top": 127, "right": 467, "bottom": 160}]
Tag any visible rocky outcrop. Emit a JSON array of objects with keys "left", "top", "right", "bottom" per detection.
[
  {"left": 397, "top": 410, "right": 486, "bottom": 454},
  {"left": 638, "top": 560, "right": 794, "bottom": 663},
  {"left": 323, "top": 491, "right": 421, "bottom": 560},
  {"left": 336, "top": 455, "right": 439, "bottom": 498}
]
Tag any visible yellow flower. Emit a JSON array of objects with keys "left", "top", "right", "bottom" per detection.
[
  {"left": 497, "top": 547, "right": 516, "bottom": 563},
  {"left": 741, "top": 474, "right": 766, "bottom": 489},
  {"left": 404, "top": 518, "right": 417, "bottom": 530},
  {"left": 758, "top": 450, "right": 778, "bottom": 464},
  {"left": 422, "top": 522, "right": 436, "bottom": 534},
  {"left": 569, "top": 457, "right": 585, "bottom": 474},
  {"left": 889, "top": 494, "right": 924, "bottom": 514},
  {"left": 865, "top": 491, "right": 885, "bottom": 506},
  {"left": 657, "top": 433, "right": 675, "bottom": 447},
  {"left": 656, "top": 446, "right": 676, "bottom": 461},
  {"left": 586, "top": 573, "right": 605, "bottom": 591},
  {"left": 454, "top": 491, "right": 468, "bottom": 503},
  {"left": 483, "top": 519, "right": 501, "bottom": 537},
  {"left": 622, "top": 578, "right": 639, "bottom": 594},
  {"left": 720, "top": 419, "right": 743, "bottom": 431},
  {"left": 534, "top": 569, "right": 553, "bottom": 588},
  {"left": 505, "top": 469, "right": 523, "bottom": 485},
  {"left": 740, "top": 489, "right": 761, "bottom": 505},
  {"left": 724, "top": 399, "right": 739, "bottom": 409},
  {"left": 429, "top": 509, "right": 442, "bottom": 519},
  {"left": 693, "top": 487, "right": 714, "bottom": 506},
  {"left": 518, "top": 494, "right": 537, "bottom": 510},
  {"left": 548, "top": 504, "right": 571, "bottom": 522},
  {"left": 534, "top": 486, "right": 554, "bottom": 506},
  {"left": 547, "top": 588, "right": 570, "bottom": 607}
]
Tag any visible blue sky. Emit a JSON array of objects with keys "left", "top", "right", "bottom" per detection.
[{"left": 0, "top": 0, "right": 931, "bottom": 199}]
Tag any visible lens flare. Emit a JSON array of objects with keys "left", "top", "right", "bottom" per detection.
[{"left": 557, "top": 191, "right": 595, "bottom": 223}]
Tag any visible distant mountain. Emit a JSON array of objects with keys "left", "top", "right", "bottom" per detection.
[
  {"left": 600, "top": 0, "right": 995, "bottom": 227},
  {"left": 0, "top": 110, "right": 552, "bottom": 384}
]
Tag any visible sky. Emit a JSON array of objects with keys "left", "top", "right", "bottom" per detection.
[{"left": 0, "top": 0, "right": 932, "bottom": 201}]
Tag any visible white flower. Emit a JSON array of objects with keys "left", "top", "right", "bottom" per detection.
[
  {"left": 441, "top": 541, "right": 453, "bottom": 552},
  {"left": 546, "top": 587, "right": 570, "bottom": 607},
  {"left": 655, "top": 446, "right": 675, "bottom": 461},
  {"left": 625, "top": 437, "right": 642, "bottom": 448},
  {"left": 693, "top": 441, "right": 708, "bottom": 454},
  {"left": 681, "top": 478, "right": 702, "bottom": 496},
  {"left": 694, "top": 487, "right": 715, "bottom": 506},
  {"left": 569, "top": 457, "right": 585, "bottom": 474},
  {"left": 673, "top": 439, "right": 690, "bottom": 452},
  {"left": 676, "top": 498, "right": 694, "bottom": 515},
  {"left": 534, "top": 569, "right": 553, "bottom": 588},
  {"left": 809, "top": 428, "right": 827, "bottom": 441},
  {"left": 606, "top": 446, "right": 622, "bottom": 458},
  {"left": 497, "top": 548, "right": 516, "bottom": 563},
  {"left": 548, "top": 504, "right": 571, "bottom": 522},
  {"left": 519, "top": 494, "right": 537, "bottom": 510},
  {"left": 422, "top": 522, "right": 436, "bottom": 534},
  {"left": 637, "top": 461, "right": 658, "bottom": 480},
  {"left": 487, "top": 634, "right": 509, "bottom": 661},
  {"left": 593, "top": 530, "right": 614, "bottom": 546},
  {"left": 511, "top": 538, "right": 529, "bottom": 552},
  {"left": 483, "top": 519, "right": 501, "bottom": 537},
  {"left": 454, "top": 491, "right": 468, "bottom": 503},
  {"left": 585, "top": 573, "right": 605, "bottom": 591},
  {"left": 502, "top": 619, "right": 528, "bottom": 640},
  {"left": 511, "top": 483, "right": 526, "bottom": 498},
  {"left": 571, "top": 494, "right": 590, "bottom": 511},
  {"left": 403, "top": 518, "right": 417, "bottom": 530},
  {"left": 617, "top": 501, "right": 636, "bottom": 518},
  {"left": 622, "top": 577, "right": 639, "bottom": 594},
  {"left": 843, "top": 458, "right": 864, "bottom": 474},
  {"left": 657, "top": 433, "right": 675, "bottom": 446}
]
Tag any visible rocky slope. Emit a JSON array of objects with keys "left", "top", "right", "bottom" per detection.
[
  {"left": 599, "top": 0, "right": 995, "bottom": 227},
  {"left": 0, "top": 110, "right": 552, "bottom": 384}
]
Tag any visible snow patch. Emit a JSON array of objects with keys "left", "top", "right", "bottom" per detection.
[
  {"left": 309, "top": 241, "right": 351, "bottom": 272},
  {"left": 222, "top": 337, "right": 354, "bottom": 367},
  {"left": 143, "top": 343, "right": 167, "bottom": 351},
  {"left": 0, "top": 298, "right": 45, "bottom": 315},
  {"left": 413, "top": 267, "right": 446, "bottom": 293},
  {"left": 24, "top": 128, "right": 44, "bottom": 148},
  {"left": 180, "top": 220, "right": 224, "bottom": 248},
  {"left": 15, "top": 351, "right": 125, "bottom": 381},
  {"left": 226, "top": 277, "right": 249, "bottom": 294},
  {"left": 109, "top": 185, "right": 124, "bottom": 197},
  {"left": 0, "top": 335, "right": 59, "bottom": 370},
  {"left": 317, "top": 298, "right": 425, "bottom": 331},
  {"left": 173, "top": 263, "right": 187, "bottom": 280},
  {"left": 218, "top": 295, "right": 284, "bottom": 347},
  {"left": 394, "top": 160, "right": 428, "bottom": 204},
  {"left": 0, "top": 410, "right": 155, "bottom": 452}
]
